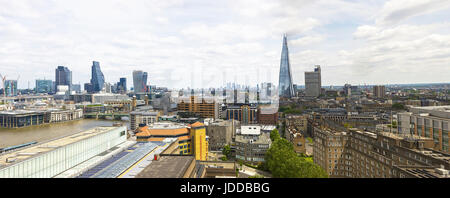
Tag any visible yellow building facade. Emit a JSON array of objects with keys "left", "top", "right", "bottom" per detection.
[{"left": 189, "top": 122, "right": 209, "bottom": 161}]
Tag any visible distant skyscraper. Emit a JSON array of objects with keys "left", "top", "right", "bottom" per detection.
[
  {"left": 117, "top": 77, "right": 127, "bottom": 94},
  {"left": 35, "top": 79, "right": 53, "bottom": 93},
  {"left": 133, "top": 70, "right": 148, "bottom": 93},
  {"left": 4, "top": 80, "right": 18, "bottom": 97},
  {"left": 84, "top": 83, "right": 93, "bottom": 93},
  {"left": 72, "top": 84, "right": 81, "bottom": 93},
  {"left": 55, "top": 66, "right": 72, "bottom": 91},
  {"left": 305, "top": 65, "right": 322, "bottom": 97},
  {"left": 90, "top": 61, "right": 105, "bottom": 93},
  {"left": 278, "top": 34, "right": 294, "bottom": 98}
]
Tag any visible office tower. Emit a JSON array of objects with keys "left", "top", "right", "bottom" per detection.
[
  {"left": 4, "top": 80, "right": 18, "bottom": 97},
  {"left": 305, "top": 65, "right": 322, "bottom": 97},
  {"left": 90, "top": 61, "right": 105, "bottom": 93},
  {"left": 117, "top": 77, "right": 127, "bottom": 94},
  {"left": 373, "top": 85, "right": 386, "bottom": 98},
  {"left": 133, "top": 70, "right": 148, "bottom": 93},
  {"left": 35, "top": 79, "right": 53, "bottom": 93},
  {"left": 278, "top": 34, "right": 294, "bottom": 98},
  {"left": 55, "top": 66, "right": 72, "bottom": 91}
]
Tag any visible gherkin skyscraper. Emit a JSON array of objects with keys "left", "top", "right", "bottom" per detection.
[{"left": 278, "top": 34, "right": 294, "bottom": 98}]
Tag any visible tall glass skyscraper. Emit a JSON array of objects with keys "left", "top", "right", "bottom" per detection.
[
  {"left": 4, "top": 80, "right": 18, "bottom": 97},
  {"left": 278, "top": 34, "right": 294, "bottom": 98},
  {"left": 117, "top": 77, "right": 127, "bottom": 93},
  {"left": 35, "top": 79, "right": 53, "bottom": 93},
  {"left": 90, "top": 61, "right": 105, "bottom": 93},
  {"left": 133, "top": 70, "right": 148, "bottom": 93},
  {"left": 55, "top": 66, "right": 72, "bottom": 91}
]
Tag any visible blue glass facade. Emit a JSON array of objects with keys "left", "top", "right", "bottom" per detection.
[
  {"left": 90, "top": 61, "right": 105, "bottom": 93},
  {"left": 4, "top": 80, "right": 18, "bottom": 97},
  {"left": 133, "top": 70, "right": 148, "bottom": 93},
  {"left": 117, "top": 77, "right": 127, "bottom": 93},
  {"left": 55, "top": 66, "right": 72, "bottom": 91},
  {"left": 35, "top": 80, "right": 53, "bottom": 93},
  {"left": 278, "top": 34, "right": 294, "bottom": 98}
]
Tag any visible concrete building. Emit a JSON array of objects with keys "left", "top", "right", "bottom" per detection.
[
  {"left": 0, "top": 126, "right": 127, "bottom": 178},
  {"left": 373, "top": 85, "right": 386, "bottom": 98},
  {"left": 0, "top": 110, "right": 46, "bottom": 128},
  {"left": 135, "top": 122, "right": 209, "bottom": 160},
  {"left": 305, "top": 65, "right": 322, "bottom": 98},
  {"left": 47, "top": 109, "right": 83, "bottom": 123},
  {"left": 130, "top": 108, "right": 161, "bottom": 131},
  {"left": 235, "top": 125, "right": 272, "bottom": 164},
  {"left": 205, "top": 119, "right": 239, "bottom": 151},
  {"left": 397, "top": 106, "right": 450, "bottom": 154}
]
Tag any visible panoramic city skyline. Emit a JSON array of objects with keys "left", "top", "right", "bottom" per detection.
[{"left": 1, "top": 0, "right": 450, "bottom": 90}]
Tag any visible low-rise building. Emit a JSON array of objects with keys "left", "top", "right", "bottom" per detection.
[
  {"left": 397, "top": 106, "right": 450, "bottom": 154},
  {"left": 0, "top": 126, "right": 127, "bottom": 178},
  {"left": 313, "top": 122, "right": 450, "bottom": 178},
  {"left": 205, "top": 119, "right": 239, "bottom": 151},
  {"left": 135, "top": 122, "right": 209, "bottom": 160},
  {"left": 235, "top": 125, "right": 271, "bottom": 164},
  {"left": 257, "top": 106, "right": 278, "bottom": 125}
]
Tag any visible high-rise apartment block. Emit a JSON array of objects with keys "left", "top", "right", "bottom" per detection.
[
  {"left": 305, "top": 65, "right": 322, "bottom": 97},
  {"left": 373, "top": 85, "right": 386, "bottom": 98}
]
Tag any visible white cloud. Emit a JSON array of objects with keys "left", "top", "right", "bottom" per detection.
[
  {"left": 0, "top": 0, "right": 449, "bottom": 89},
  {"left": 376, "top": 0, "right": 450, "bottom": 26}
]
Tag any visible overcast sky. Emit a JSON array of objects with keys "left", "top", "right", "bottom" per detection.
[{"left": 1, "top": 0, "right": 450, "bottom": 89}]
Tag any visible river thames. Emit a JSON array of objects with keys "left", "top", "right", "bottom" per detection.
[{"left": 0, "top": 119, "right": 130, "bottom": 148}]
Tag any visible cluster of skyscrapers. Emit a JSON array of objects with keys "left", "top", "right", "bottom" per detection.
[{"left": 29, "top": 62, "right": 150, "bottom": 96}]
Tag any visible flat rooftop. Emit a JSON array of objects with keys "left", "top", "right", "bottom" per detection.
[
  {"left": 135, "top": 155, "right": 194, "bottom": 178},
  {"left": 0, "top": 126, "right": 123, "bottom": 167},
  {"left": 397, "top": 166, "right": 448, "bottom": 178}
]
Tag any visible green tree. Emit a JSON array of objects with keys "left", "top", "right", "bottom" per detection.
[
  {"left": 270, "top": 129, "right": 281, "bottom": 142},
  {"left": 265, "top": 137, "right": 328, "bottom": 178},
  {"left": 222, "top": 145, "right": 232, "bottom": 159},
  {"left": 392, "top": 103, "right": 405, "bottom": 110}
]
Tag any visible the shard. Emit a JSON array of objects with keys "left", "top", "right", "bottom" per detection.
[{"left": 278, "top": 34, "right": 294, "bottom": 98}]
